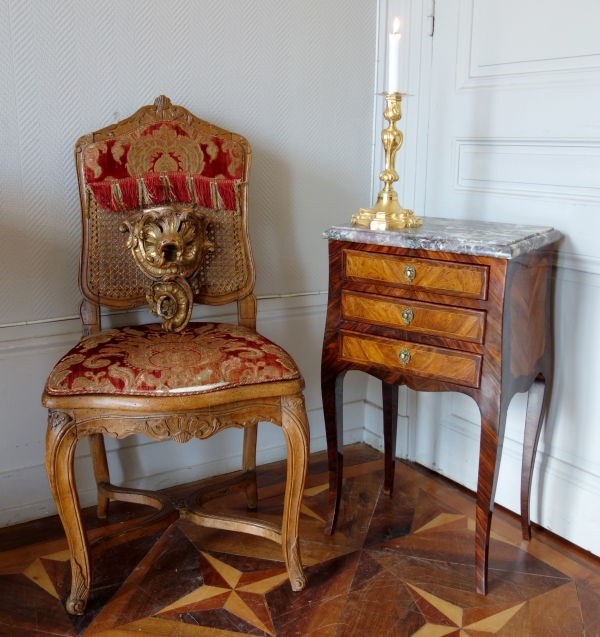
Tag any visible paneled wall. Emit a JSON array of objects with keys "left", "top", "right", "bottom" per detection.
[
  {"left": 379, "top": 0, "right": 600, "bottom": 555},
  {"left": 0, "top": 0, "right": 377, "bottom": 526}
]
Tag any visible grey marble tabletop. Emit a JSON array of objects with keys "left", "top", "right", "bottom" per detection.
[{"left": 323, "top": 217, "right": 562, "bottom": 259}]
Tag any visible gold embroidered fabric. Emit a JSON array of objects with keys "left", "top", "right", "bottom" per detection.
[
  {"left": 84, "top": 121, "right": 244, "bottom": 183},
  {"left": 45, "top": 323, "right": 300, "bottom": 397}
]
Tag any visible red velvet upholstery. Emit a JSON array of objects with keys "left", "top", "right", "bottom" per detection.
[
  {"left": 83, "top": 121, "right": 244, "bottom": 212},
  {"left": 46, "top": 323, "right": 300, "bottom": 397}
]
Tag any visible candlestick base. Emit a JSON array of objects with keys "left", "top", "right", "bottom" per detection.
[
  {"left": 352, "top": 92, "right": 422, "bottom": 231},
  {"left": 351, "top": 190, "right": 422, "bottom": 231}
]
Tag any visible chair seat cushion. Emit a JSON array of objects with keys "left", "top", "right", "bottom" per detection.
[{"left": 45, "top": 322, "right": 301, "bottom": 397}]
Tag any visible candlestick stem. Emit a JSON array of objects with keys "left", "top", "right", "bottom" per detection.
[{"left": 351, "top": 93, "right": 422, "bottom": 231}]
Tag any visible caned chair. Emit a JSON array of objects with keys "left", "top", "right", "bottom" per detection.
[{"left": 42, "top": 96, "right": 310, "bottom": 615}]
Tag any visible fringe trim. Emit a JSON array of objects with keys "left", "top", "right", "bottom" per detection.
[
  {"left": 111, "top": 183, "right": 123, "bottom": 211},
  {"left": 119, "top": 178, "right": 139, "bottom": 209},
  {"left": 89, "top": 182, "right": 117, "bottom": 211},
  {"left": 87, "top": 173, "right": 242, "bottom": 213},
  {"left": 216, "top": 180, "right": 237, "bottom": 211},
  {"left": 143, "top": 174, "right": 167, "bottom": 204},
  {"left": 140, "top": 178, "right": 153, "bottom": 207},
  {"left": 160, "top": 175, "right": 172, "bottom": 201},
  {"left": 169, "top": 173, "right": 193, "bottom": 202},
  {"left": 186, "top": 175, "right": 196, "bottom": 204},
  {"left": 193, "top": 176, "right": 213, "bottom": 209}
]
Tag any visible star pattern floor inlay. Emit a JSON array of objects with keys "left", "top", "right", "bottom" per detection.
[{"left": 0, "top": 444, "right": 597, "bottom": 636}]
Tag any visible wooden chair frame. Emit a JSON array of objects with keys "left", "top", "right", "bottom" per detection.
[{"left": 42, "top": 97, "right": 309, "bottom": 615}]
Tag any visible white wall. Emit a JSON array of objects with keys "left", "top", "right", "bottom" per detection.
[
  {"left": 0, "top": 0, "right": 378, "bottom": 526},
  {"left": 0, "top": 0, "right": 376, "bottom": 325}
]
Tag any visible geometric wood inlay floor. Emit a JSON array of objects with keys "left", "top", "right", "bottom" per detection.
[{"left": 0, "top": 444, "right": 598, "bottom": 636}]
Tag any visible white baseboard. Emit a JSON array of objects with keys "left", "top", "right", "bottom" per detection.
[
  {"left": 361, "top": 401, "right": 411, "bottom": 458},
  {"left": 437, "top": 408, "right": 600, "bottom": 500},
  {"left": 428, "top": 409, "right": 600, "bottom": 555}
]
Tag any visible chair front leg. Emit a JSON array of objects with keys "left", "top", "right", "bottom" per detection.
[
  {"left": 46, "top": 411, "right": 91, "bottom": 615},
  {"left": 242, "top": 425, "right": 258, "bottom": 510},
  {"left": 280, "top": 394, "right": 310, "bottom": 592}
]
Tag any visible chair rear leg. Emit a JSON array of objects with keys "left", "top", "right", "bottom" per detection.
[
  {"left": 89, "top": 433, "right": 110, "bottom": 518},
  {"left": 243, "top": 425, "right": 258, "bottom": 510}
]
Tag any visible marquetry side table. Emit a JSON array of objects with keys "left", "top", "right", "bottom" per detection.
[{"left": 321, "top": 218, "right": 562, "bottom": 595}]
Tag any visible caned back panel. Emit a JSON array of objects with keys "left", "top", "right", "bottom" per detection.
[{"left": 76, "top": 96, "right": 254, "bottom": 309}]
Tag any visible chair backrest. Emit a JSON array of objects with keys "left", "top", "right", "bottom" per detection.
[{"left": 75, "top": 96, "right": 255, "bottom": 332}]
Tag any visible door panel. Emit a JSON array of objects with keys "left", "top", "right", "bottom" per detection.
[
  {"left": 412, "top": 0, "right": 600, "bottom": 554},
  {"left": 425, "top": 0, "right": 600, "bottom": 259}
]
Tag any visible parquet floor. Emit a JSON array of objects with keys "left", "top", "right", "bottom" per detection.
[{"left": 0, "top": 443, "right": 599, "bottom": 636}]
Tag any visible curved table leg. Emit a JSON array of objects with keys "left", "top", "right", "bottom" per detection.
[
  {"left": 281, "top": 395, "right": 310, "bottom": 591},
  {"left": 322, "top": 373, "right": 345, "bottom": 536},
  {"left": 46, "top": 411, "right": 91, "bottom": 615},
  {"left": 475, "top": 403, "right": 507, "bottom": 595},
  {"left": 382, "top": 382, "right": 399, "bottom": 496},
  {"left": 88, "top": 433, "right": 110, "bottom": 519},
  {"left": 243, "top": 425, "right": 258, "bottom": 510},
  {"left": 520, "top": 376, "right": 548, "bottom": 540}
]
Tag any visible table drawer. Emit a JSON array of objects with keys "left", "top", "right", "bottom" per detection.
[
  {"left": 340, "top": 331, "right": 482, "bottom": 388},
  {"left": 344, "top": 250, "right": 488, "bottom": 299},
  {"left": 341, "top": 290, "right": 486, "bottom": 344}
]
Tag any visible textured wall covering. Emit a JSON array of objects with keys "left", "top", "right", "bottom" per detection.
[{"left": 0, "top": 0, "right": 376, "bottom": 325}]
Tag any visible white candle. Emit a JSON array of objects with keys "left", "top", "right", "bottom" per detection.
[{"left": 387, "top": 17, "right": 401, "bottom": 93}]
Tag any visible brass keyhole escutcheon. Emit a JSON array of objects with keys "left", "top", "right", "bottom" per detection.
[
  {"left": 398, "top": 348, "right": 411, "bottom": 366},
  {"left": 402, "top": 307, "right": 414, "bottom": 325},
  {"left": 404, "top": 264, "right": 416, "bottom": 283}
]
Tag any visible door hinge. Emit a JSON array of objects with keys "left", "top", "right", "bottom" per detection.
[{"left": 427, "top": 0, "right": 435, "bottom": 36}]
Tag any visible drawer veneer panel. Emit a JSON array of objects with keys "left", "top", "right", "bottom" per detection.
[
  {"left": 344, "top": 250, "right": 488, "bottom": 299},
  {"left": 341, "top": 290, "right": 486, "bottom": 343},
  {"left": 340, "top": 331, "right": 482, "bottom": 388}
]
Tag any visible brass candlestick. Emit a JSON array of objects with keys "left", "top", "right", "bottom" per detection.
[{"left": 352, "top": 92, "right": 422, "bottom": 231}]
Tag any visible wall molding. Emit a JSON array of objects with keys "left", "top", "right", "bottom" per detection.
[
  {"left": 0, "top": 333, "right": 79, "bottom": 361},
  {"left": 0, "top": 290, "right": 329, "bottom": 332},
  {"left": 456, "top": 0, "right": 600, "bottom": 91},
  {"left": 453, "top": 137, "right": 600, "bottom": 203},
  {"left": 556, "top": 252, "right": 600, "bottom": 277},
  {"left": 0, "top": 291, "right": 329, "bottom": 347}
]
